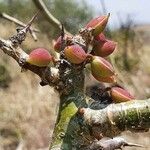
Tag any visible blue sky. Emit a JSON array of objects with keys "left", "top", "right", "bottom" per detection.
[{"left": 86, "top": 0, "right": 150, "bottom": 29}]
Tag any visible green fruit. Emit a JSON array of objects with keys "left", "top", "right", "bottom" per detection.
[{"left": 91, "top": 56, "right": 115, "bottom": 78}]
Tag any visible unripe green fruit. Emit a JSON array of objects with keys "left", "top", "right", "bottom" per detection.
[
  {"left": 91, "top": 56, "right": 115, "bottom": 78},
  {"left": 110, "top": 87, "right": 135, "bottom": 103},
  {"left": 85, "top": 14, "right": 110, "bottom": 36},
  {"left": 27, "top": 48, "right": 53, "bottom": 67},
  {"left": 64, "top": 44, "right": 87, "bottom": 64},
  {"left": 93, "top": 39, "right": 116, "bottom": 57}
]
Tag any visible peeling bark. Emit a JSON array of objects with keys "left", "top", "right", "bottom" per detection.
[{"left": 82, "top": 99, "right": 150, "bottom": 138}]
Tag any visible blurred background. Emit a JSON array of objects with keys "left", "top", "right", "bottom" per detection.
[{"left": 0, "top": 0, "right": 149, "bottom": 149}]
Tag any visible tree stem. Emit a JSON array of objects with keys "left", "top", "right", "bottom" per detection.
[{"left": 50, "top": 68, "right": 90, "bottom": 150}]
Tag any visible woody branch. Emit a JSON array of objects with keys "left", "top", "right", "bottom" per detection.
[{"left": 0, "top": 14, "right": 59, "bottom": 87}]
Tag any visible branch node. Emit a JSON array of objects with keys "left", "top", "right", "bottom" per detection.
[{"left": 9, "top": 12, "right": 39, "bottom": 46}]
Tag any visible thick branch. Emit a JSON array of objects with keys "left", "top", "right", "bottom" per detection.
[
  {"left": 81, "top": 99, "right": 150, "bottom": 138},
  {"left": 0, "top": 37, "right": 59, "bottom": 86},
  {"left": 32, "top": 0, "right": 70, "bottom": 35}
]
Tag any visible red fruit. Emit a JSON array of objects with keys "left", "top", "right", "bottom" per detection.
[
  {"left": 53, "top": 35, "right": 71, "bottom": 53},
  {"left": 93, "top": 40, "right": 116, "bottom": 57},
  {"left": 27, "top": 48, "right": 53, "bottom": 67},
  {"left": 91, "top": 56, "right": 115, "bottom": 78},
  {"left": 93, "top": 74, "right": 116, "bottom": 83},
  {"left": 85, "top": 14, "right": 110, "bottom": 36},
  {"left": 94, "top": 33, "right": 106, "bottom": 42},
  {"left": 64, "top": 44, "right": 87, "bottom": 64},
  {"left": 86, "top": 16, "right": 105, "bottom": 28},
  {"left": 110, "top": 87, "right": 135, "bottom": 103}
]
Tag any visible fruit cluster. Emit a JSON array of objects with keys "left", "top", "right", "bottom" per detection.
[
  {"left": 54, "top": 14, "right": 116, "bottom": 83},
  {"left": 26, "top": 14, "right": 134, "bottom": 103}
]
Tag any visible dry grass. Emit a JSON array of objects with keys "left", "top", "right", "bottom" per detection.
[
  {"left": 0, "top": 57, "right": 60, "bottom": 150},
  {"left": 0, "top": 23, "right": 150, "bottom": 150},
  {"left": 0, "top": 23, "right": 59, "bottom": 150}
]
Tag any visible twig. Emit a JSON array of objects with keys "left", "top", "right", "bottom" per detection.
[
  {"left": 88, "top": 137, "right": 144, "bottom": 150},
  {"left": 16, "top": 139, "right": 24, "bottom": 150},
  {"left": 32, "top": 0, "right": 71, "bottom": 35},
  {"left": 0, "top": 12, "right": 39, "bottom": 32},
  {"left": 0, "top": 12, "right": 39, "bottom": 41},
  {"left": 25, "top": 12, "right": 39, "bottom": 30},
  {"left": 8, "top": 13, "right": 38, "bottom": 46}
]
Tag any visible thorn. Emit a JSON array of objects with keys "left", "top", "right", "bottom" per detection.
[
  {"left": 108, "top": 13, "right": 110, "bottom": 18},
  {"left": 24, "top": 11, "right": 39, "bottom": 32},
  {"left": 60, "top": 23, "right": 65, "bottom": 52},
  {"left": 61, "top": 24, "right": 65, "bottom": 38},
  {"left": 13, "top": 12, "right": 39, "bottom": 44},
  {"left": 29, "top": 29, "right": 38, "bottom": 41},
  {"left": 124, "top": 142, "right": 144, "bottom": 148}
]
